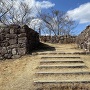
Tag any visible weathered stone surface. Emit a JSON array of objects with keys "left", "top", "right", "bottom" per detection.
[
  {"left": 4, "top": 54, "right": 12, "bottom": 59},
  {"left": 0, "top": 55, "right": 4, "bottom": 60},
  {"left": 10, "top": 29, "right": 15, "bottom": 34},
  {"left": 18, "top": 48, "right": 26, "bottom": 55},
  {"left": 19, "top": 43, "right": 26, "bottom": 48},
  {"left": 0, "top": 28, "right": 4, "bottom": 33},
  {"left": 4, "top": 28, "right": 10, "bottom": 34},
  {"left": 19, "top": 28, "right": 25, "bottom": 33},
  {"left": 6, "top": 34, "right": 17, "bottom": 39},
  {"left": 0, "top": 34, "right": 5, "bottom": 41},
  {"left": 0, "top": 41, "right": 10, "bottom": 47},
  {"left": 12, "top": 48, "right": 17, "bottom": 55},
  {"left": 77, "top": 25, "right": 90, "bottom": 52},
  {"left": 9, "top": 39, "right": 17, "bottom": 45},
  {"left": 18, "top": 37, "right": 27, "bottom": 44},
  {"left": 1, "top": 47, "right": 7, "bottom": 55},
  {"left": 7, "top": 48, "right": 12, "bottom": 54},
  {"left": 12, "top": 55, "right": 21, "bottom": 59},
  {"left": 7, "top": 44, "right": 19, "bottom": 49},
  {"left": 18, "top": 33, "right": 26, "bottom": 37}
]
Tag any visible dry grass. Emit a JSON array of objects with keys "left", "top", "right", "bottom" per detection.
[{"left": 0, "top": 55, "right": 41, "bottom": 90}]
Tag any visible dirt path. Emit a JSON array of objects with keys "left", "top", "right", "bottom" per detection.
[{"left": 0, "top": 43, "right": 90, "bottom": 90}]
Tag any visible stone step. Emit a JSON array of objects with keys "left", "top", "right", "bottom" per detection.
[
  {"left": 41, "top": 56, "right": 81, "bottom": 59},
  {"left": 38, "top": 64, "right": 86, "bottom": 68},
  {"left": 38, "top": 67, "right": 88, "bottom": 72},
  {"left": 34, "top": 80, "right": 90, "bottom": 84},
  {"left": 40, "top": 60, "right": 84, "bottom": 63},
  {"left": 38, "top": 52, "right": 70, "bottom": 55},
  {"left": 37, "top": 52, "right": 85, "bottom": 55},
  {"left": 35, "top": 73, "right": 90, "bottom": 81},
  {"left": 40, "top": 62, "right": 84, "bottom": 66},
  {"left": 36, "top": 71, "right": 90, "bottom": 75}
]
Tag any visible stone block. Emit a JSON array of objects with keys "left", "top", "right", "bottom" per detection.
[
  {"left": 19, "top": 28, "right": 25, "bottom": 33},
  {"left": 12, "top": 48, "right": 17, "bottom": 55},
  {"left": 0, "top": 55, "right": 4, "bottom": 60},
  {"left": 1, "top": 47, "right": 7, "bottom": 55},
  {"left": 4, "top": 28, "right": 10, "bottom": 34},
  {"left": 18, "top": 37, "right": 27, "bottom": 44},
  {"left": 0, "top": 28, "right": 4, "bottom": 33},
  {"left": 6, "top": 34, "right": 17, "bottom": 39},
  {"left": 0, "top": 40, "right": 10, "bottom": 47},
  {"left": 19, "top": 43, "right": 26, "bottom": 48},
  {"left": 18, "top": 33, "right": 26, "bottom": 37},
  {"left": 17, "top": 48, "right": 26, "bottom": 55},
  {"left": 10, "top": 29, "right": 15, "bottom": 34},
  {"left": 4, "top": 54, "right": 12, "bottom": 59},
  {"left": 7, "top": 48, "right": 12, "bottom": 54},
  {"left": 8, "top": 44, "right": 19, "bottom": 49},
  {"left": 9, "top": 39, "right": 17, "bottom": 45},
  {"left": 0, "top": 34, "right": 5, "bottom": 41},
  {"left": 12, "top": 55, "right": 21, "bottom": 59}
]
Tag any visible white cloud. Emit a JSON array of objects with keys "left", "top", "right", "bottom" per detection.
[
  {"left": 67, "top": 2, "right": 90, "bottom": 24},
  {"left": 30, "top": 18, "right": 43, "bottom": 29},
  {"left": 13, "top": 0, "right": 55, "bottom": 16},
  {"left": 36, "top": 1, "right": 55, "bottom": 9}
]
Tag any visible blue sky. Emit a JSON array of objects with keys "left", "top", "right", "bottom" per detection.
[{"left": 48, "top": 0, "right": 90, "bottom": 35}]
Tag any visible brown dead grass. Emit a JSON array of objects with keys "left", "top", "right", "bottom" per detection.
[{"left": 0, "top": 55, "right": 41, "bottom": 90}]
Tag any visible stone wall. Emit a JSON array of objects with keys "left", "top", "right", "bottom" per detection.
[
  {"left": 0, "top": 24, "right": 39, "bottom": 60},
  {"left": 40, "top": 35, "right": 76, "bottom": 44},
  {"left": 76, "top": 25, "right": 90, "bottom": 52}
]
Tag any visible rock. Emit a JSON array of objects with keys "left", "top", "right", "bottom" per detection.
[
  {"left": 32, "top": 52, "right": 38, "bottom": 55},
  {"left": 0, "top": 40, "right": 10, "bottom": 47},
  {"left": 12, "top": 48, "right": 17, "bottom": 55},
  {"left": 12, "top": 55, "right": 21, "bottom": 59},
  {"left": 9, "top": 39, "right": 17, "bottom": 45},
  {"left": 19, "top": 28, "right": 25, "bottom": 33},
  {"left": 18, "top": 48, "right": 26, "bottom": 55},
  {"left": 0, "top": 28, "right": 4, "bottom": 33},
  {"left": 4, "top": 28, "right": 10, "bottom": 34},
  {"left": 8, "top": 44, "right": 19, "bottom": 49},
  {"left": 18, "top": 33, "right": 26, "bottom": 37},
  {"left": 18, "top": 37, "right": 27, "bottom": 44},
  {"left": 4, "top": 54, "right": 12, "bottom": 59},
  {"left": 0, "top": 34, "right": 5, "bottom": 41},
  {"left": 0, "top": 55, "right": 4, "bottom": 60},
  {"left": 19, "top": 43, "right": 26, "bottom": 48},
  {"left": 10, "top": 29, "right": 15, "bottom": 34},
  {"left": 7, "top": 48, "right": 12, "bottom": 54},
  {"left": 6, "top": 34, "right": 17, "bottom": 39},
  {"left": 1, "top": 47, "right": 7, "bottom": 55}
]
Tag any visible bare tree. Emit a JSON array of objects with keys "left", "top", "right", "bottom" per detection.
[
  {"left": 0, "top": 0, "right": 13, "bottom": 24},
  {"left": 39, "top": 9, "right": 76, "bottom": 36},
  {"left": 0, "top": 0, "right": 33, "bottom": 25}
]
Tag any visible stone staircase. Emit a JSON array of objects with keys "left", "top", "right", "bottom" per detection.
[{"left": 34, "top": 48, "right": 90, "bottom": 90}]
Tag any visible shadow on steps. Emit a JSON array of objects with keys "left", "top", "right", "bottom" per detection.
[{"left": 32, "top": 42, "right": 56, "bottom": 53}]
